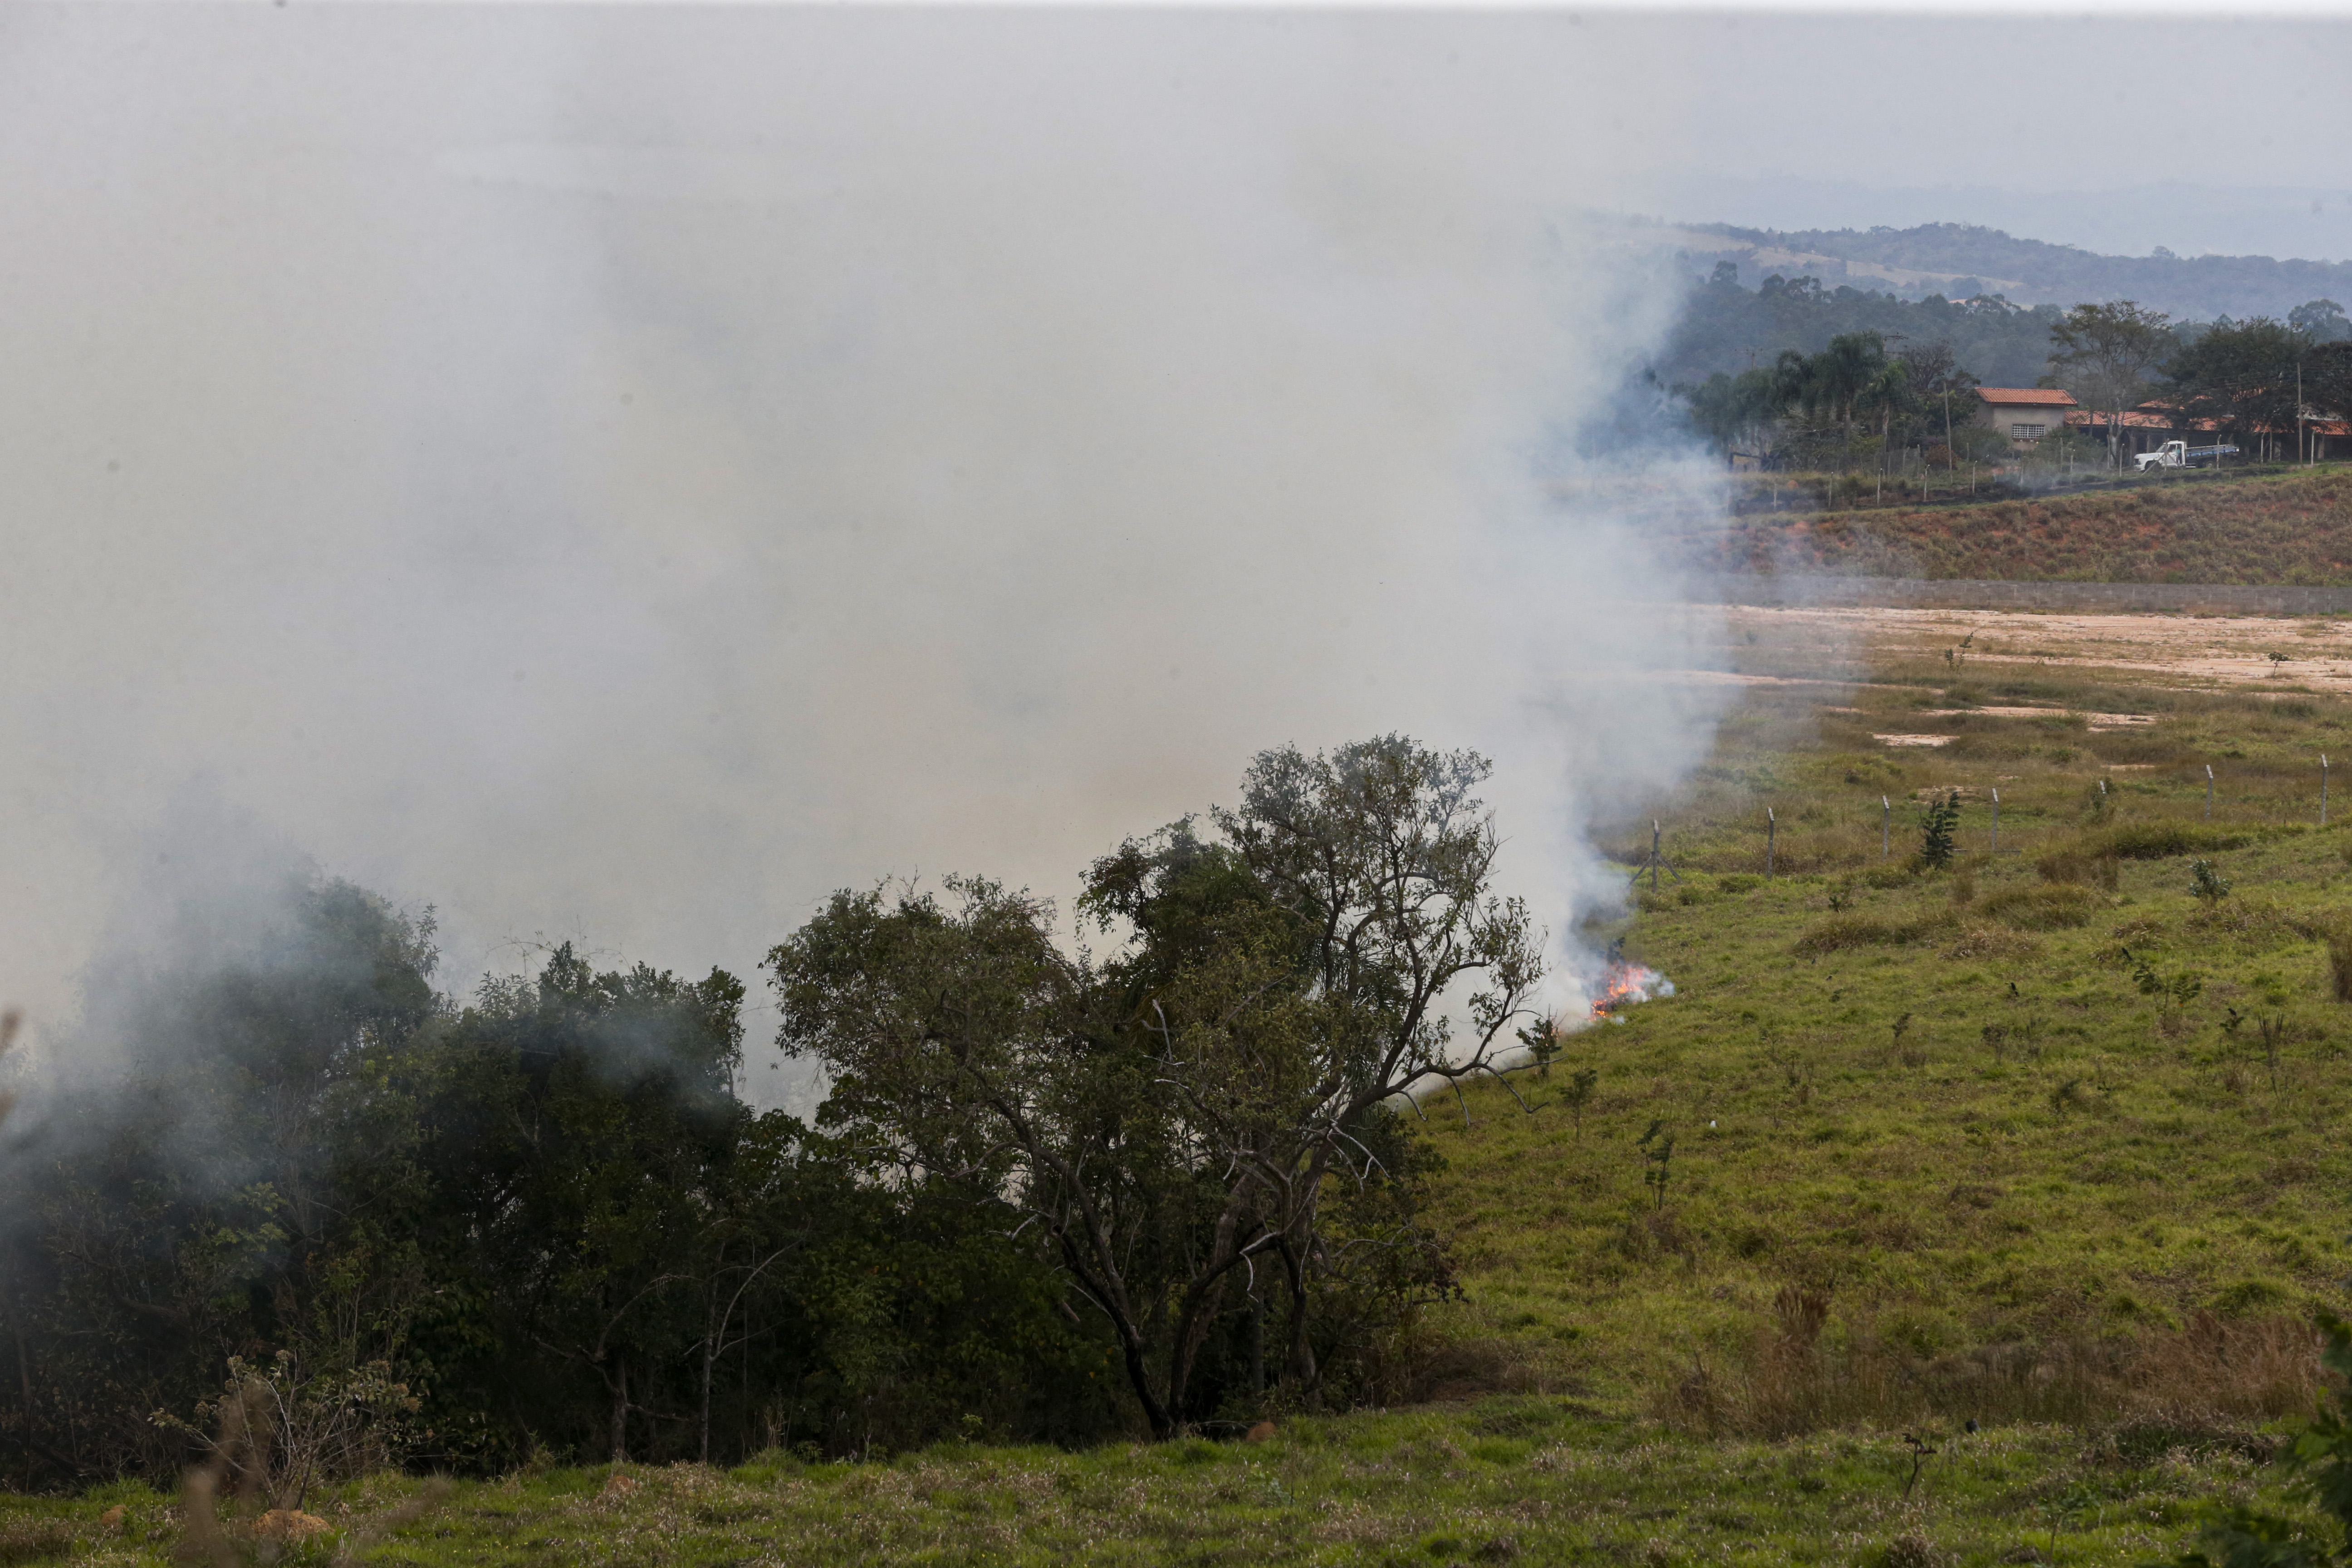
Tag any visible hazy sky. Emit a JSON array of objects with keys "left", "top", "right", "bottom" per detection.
[
  {"left": 2, "top": 5, "right": 2345, "bottom": 1092},
  {"left": 1643, "top": 13, "right": 2352, "bottom": 259}
]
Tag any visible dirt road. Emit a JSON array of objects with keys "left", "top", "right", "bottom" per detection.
[{"left": 1724, "top": 604, "right": 2352, "bottom": 692}]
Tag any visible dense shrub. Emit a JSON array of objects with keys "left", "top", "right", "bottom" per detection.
[
  {"left": 1976, "top": 883, "right": 2103, "bottom": 930},
  {"left": 1793, "top": 912, "right": 1954, "bottom": 955},
  {"left": 2092, "top": 822, "right": 2251, "bottom": 860}
]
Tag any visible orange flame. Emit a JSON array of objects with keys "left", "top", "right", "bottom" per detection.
[{"left": 1590, "top": 960, "right": 1669, "bottom": 1020}]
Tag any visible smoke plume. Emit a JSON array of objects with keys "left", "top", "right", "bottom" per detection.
[{"left": 0, "top": 8, "right": 1735, "bottom": 1101}]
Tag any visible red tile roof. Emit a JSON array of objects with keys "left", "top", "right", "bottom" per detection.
[
  {"left": 2066, "top": 409, "right": 2349, "bottom": 438},
  {"left": 1976, "top": 387, "right": 2079, "bottom": 407},
  {"left": 2066, "top": 409, "right": 2215, "bottom": 431}
]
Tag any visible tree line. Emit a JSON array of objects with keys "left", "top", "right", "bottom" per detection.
[
  {"left": 1656, "top": 263, "right": 2071, "bottom": 390},
  {"left": 1673, "top": 273, "right": 2352, "bottom": 472},
  {"left": 1705, "top": 221, "right": 2352, "bottom": 323},
  {"left": 0, "top": 736, "right": 1546, "bottom": 1488}
]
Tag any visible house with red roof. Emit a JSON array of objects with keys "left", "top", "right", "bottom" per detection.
[
  {"left": 2063, "top": 403, "right": 2349, "bottom": 461},
  {"left": 1973, "top": 387, "right": 2078, "bottom": 449}
]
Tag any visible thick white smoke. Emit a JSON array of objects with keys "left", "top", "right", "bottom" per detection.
[{"left": 0, "top": 9, "right": 1735, "bottom": 1101}]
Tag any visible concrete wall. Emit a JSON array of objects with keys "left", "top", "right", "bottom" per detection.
[
  {"left": 1724, "top": 576, "right": 2352, "bottom": 615},
  {"left": 1977, "top": 401, "right": 2072, "bottom": 445}
]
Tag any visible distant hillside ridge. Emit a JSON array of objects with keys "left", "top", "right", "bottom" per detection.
[
  {"left": 1674, "top": 220, "right": 2352, "bottom": 322},
  {"left": 1703, "top": 467, "right": 2352, "bottom": 586}
]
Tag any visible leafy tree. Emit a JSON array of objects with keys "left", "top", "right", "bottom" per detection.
[
  {"left": 1680, "top": 366, "right": 1786, "bottom": 465},
  {"left": 2311, "top": 342, "right": 2352, "bottom": 427},
  {"left": 2290, "top": 299, "right": 2352, "bottom": 345},
  {"left": 2045, "top": 301, "right": 2173, "bottom": 469},
  {"left": 0, "top": 878, "right": 441, "bottom": 1481},
  {"left": 768, "top": 737, "right": 1543, "bottom": 1437},
  {"left": 0, "top": 874, "right": 1140, "bottom": 1485},
  {"left": 2164, "top": 317, "right": 2308, "bottom": 457},
  {"left": 426, "top": 947, "right": 747, "bottom": 1463}
]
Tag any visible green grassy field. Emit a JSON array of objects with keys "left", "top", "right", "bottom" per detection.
[
  {"left": 1710, "top": 464, "right": 2352, "bottom": 583},
  {"left": 10, "top": 622, "right": 2352, "bottom": 1568},
  {"left": 1418, "top": 646, "right": 2352, "bottom": 1438},
  {"left": 0, "top": 1406, "right": 2319, "bottom": 1568}
]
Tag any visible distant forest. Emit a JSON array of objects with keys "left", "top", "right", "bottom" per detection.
[
  {"left": 1686, "top": 220, "right": 2352, "bottom": 321},
  {"left": 1651, "top": 264, "right": 2068, "bottom": 390},
  {"left": 1652, "top": 260, "right": 2352, "bottom": 402}
]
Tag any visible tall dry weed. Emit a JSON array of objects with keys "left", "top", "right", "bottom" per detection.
[
  {"left": 1660, "top": 1303, "right": 2324, "bottom": 1441},
  {"left": 2328, "top": 925, "right": 2352, "bottom": 1003},
  {"left": 172, "top": 1370, "right": 448, "bottom": 1568}
]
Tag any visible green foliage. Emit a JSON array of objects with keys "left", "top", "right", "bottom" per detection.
[
  {"left": 2128, "top": 948, "right": 2205, "bottom": 1008},
  {"left": 2164, "top": 317, "right": 2318, "bottom": 453},
  {"left": 2192, "top": 859, "right": 2236, "bottom": 906},
  {"left": 1919, "top": 791, "right": 1962, "bottom": 870},
  {"left": 1, "top": 886, "right": 1122, "bottom": 1483},
  {"left": 770, "top": 736, "right": 1532, "bottom": 1438},
  {"left": 2047, "top": 300, "right": 2174, "bottom": 453},
  {"left": 1659, "top": 264, "right": 2067, "bottom": 394},
  {"left": 0, "top": 1401, "right": 2316, "bottom": 1568}
]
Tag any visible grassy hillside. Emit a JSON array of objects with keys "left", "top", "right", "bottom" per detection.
[
  {"left": 12, "top": 628, "right": 2352, "bottom": 1568},
  {"left": 1710, "top": 466, "right": 2352, "bottom": 584},
  {"left": 1416, "top": 636, "right": 2352, "bottom": 1442}
]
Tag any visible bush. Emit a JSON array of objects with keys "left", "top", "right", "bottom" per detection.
[
  {"left": 2095, "top": 823, "right": 2251, "bottom": 860},
  {"left": 2037, "top": 846, "right": 2120, "bottom": 889},
  {"left": 1919, "top": 792, "right": 1961, "bottom": 870},
  {"left": 1793, "top": 912, "right": 1953, "bottom": 956},
  {"left": 1977, "top": 884, "right": 2102, "bottom": 931}
]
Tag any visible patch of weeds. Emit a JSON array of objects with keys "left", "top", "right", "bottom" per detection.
[
  {"left": 1978, "top": 884, "right": 2103, "bottom": 930},
  {"left": 1794, "top": 912, "right": 1954, "bottom": 955}
]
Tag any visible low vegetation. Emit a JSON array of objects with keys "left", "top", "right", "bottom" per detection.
[
  {"left": 1710, "top": 465, "right": 2352, "bottom": 583},
  {"left": 1415, "top": 640, "right": 2352, "bottom": 1450},
  {"left": 0, "top": 1401, "right": 2328, "bottom": 1568}
]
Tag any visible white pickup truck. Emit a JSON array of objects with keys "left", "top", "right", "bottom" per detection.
[{"left": 2134, "top": 439, "right": 2240, "bottom": 473}]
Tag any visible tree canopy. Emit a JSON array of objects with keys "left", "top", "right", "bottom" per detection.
[
  {"left": 770, "top": 736, "right": 1541, "bottom": 1437},
  {"left": 2, "top": 735, "right": 1530, "bottom": 1485}
]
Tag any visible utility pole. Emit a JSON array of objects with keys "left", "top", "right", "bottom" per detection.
[
  {"left": 1766, "top": 808, "right": 1776, "bottom": 878},
  {"left": 1882, "top": 794, "right": 1891, "bottom": 859},
  {"left": 2205, "top": 764, "right": 2215, "bottom": 820}
]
